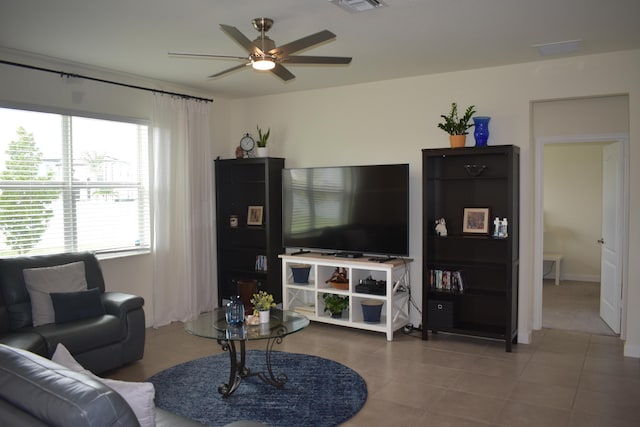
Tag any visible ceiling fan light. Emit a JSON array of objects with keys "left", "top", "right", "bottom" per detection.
[{"left": 252, "top": 59, "right": 275, "bottom": 71}]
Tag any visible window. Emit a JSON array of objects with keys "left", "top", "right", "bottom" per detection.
[{"left": 0, "top": 106, "right": 151, "bottom": 257}]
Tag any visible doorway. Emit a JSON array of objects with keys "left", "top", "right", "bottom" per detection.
[
  {"left": 533, "top": 134, "right": 629, "bottom": 336},
  {"left": 541, "top": 141, "right": 617, "bottom": 335}
]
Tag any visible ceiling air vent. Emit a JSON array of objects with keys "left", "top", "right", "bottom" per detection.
[
  {"left": 533, "top": 39, "right": 582, "bottom": 56},
  {"left": 329, "top": 0, "right": 387, "bottom": 13}
]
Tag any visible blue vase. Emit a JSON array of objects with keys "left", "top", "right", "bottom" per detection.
[
  {"left": 473, "top": 116, "right": 491, "bottom": 146},
  {"left": 225, "top": 295, "right": 245, "bottom": 325}
]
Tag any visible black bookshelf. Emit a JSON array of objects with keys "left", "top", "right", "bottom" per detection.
[
  {"left": 215, "top": 157, "right": 285, "bottom": 306},
  {"left": 421, "top": 145, "right": 519, "bottom": 351}
]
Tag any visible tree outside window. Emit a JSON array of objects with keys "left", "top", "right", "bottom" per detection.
[{"left": 0, "top": 127, "right": 59, "bottom": 254}]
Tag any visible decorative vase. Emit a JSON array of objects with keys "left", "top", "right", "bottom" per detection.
[
  {"left": 330, "top": 311, "right": 342, "bottom": 319},
  {"left": 449, "top": 135, "right": 466, "bottom": 148},
  {"left": 259, "top": 309, "right": 270, "bottom": 323},
  {"left": 291, "top": 264, "right": 312, "bottom": 284},
  {"left": 226, "top": 324, "right": 246, "bottom": 339},
  {"left": 225, "top": 295, "right": 245, "bottom": 325},
  {"left": 256, "top": 147, "right": 269, "bottom": 157},
  {"left": 361, "top": 299, "right": 384, "bottom": 323},
  {"left": 473, "top": 116, "right": 491, "bottom": 146}
]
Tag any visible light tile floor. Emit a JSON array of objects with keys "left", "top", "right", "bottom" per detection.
[
  {"left": 108, "top": 322, "right": 640, "bottom": 426},
  {"left": 542, "top": 279, "right": 615, "bottom": 336}
]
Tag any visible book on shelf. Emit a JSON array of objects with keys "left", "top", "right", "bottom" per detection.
[
  {"left": 429, "top": 269, "right": 465, "bottom": 292},
  {"left": 255, "top": 255, "right": 267, "bottom": 271},
  {"left": 293, "top": 303, "right": 316, "bottom": 315}
]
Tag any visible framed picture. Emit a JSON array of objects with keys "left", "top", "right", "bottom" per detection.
[
  {"left": 462, "top": 208, "right": 490, "bottom": 234},
  {"left": 247, "top": 206, "right": 264, "bottom": 225}
]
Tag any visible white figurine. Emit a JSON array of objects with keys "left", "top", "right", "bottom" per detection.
[
  {"left": 501, "top": 218, "right": 508, "bottom": 238},
  {"left": 493, "top": 217, "right": 501, "bottom": 238},
  {"left": 435, "top": 218, "right": 448, "bottom": 236}
]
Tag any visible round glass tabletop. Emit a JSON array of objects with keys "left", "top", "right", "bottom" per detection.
[{"left": 185, "top": 308, "right": 309, "bottom": 341}]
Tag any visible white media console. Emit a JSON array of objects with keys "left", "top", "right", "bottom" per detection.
[{"left": 280, "top": 253, "right": 413, "bottom": 341}]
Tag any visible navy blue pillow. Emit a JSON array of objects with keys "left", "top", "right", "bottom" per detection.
[{"left": 50, "top": 288, "right": 105, "bottom": 324}]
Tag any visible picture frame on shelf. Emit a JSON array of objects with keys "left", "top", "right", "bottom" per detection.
[
  {"left": 462, "top": 207, "right": 490, "bottom": 234},
  {"left": 247, "top": 205, "right": 264, "bottom": 225}
]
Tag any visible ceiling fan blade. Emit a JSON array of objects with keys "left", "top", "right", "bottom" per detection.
[
  {"left": 169, "top": 52, "right": 248, "bottom": 61},
  {"left": 208, "top": 63, "right": 250, "bottom": 79},
  {"left": 270, "top": 64, "right": 295, "bottom": 81},
  {"left": 283, "top": 55, "right": 352, "bottom": 65},
  {"left": 270, "top": 30, "right": 336, "bottom": 57},
  {"left": 219, "top": 24, "right": 264, "bottom": 56}
]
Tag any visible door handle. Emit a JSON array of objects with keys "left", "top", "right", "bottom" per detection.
[{"left": 597, "top": 238, "right": 605, "bottom": 244}]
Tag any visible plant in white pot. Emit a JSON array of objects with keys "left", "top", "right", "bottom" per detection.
[
  {"left": 250, "top": 290, "right": 276, "bottom": 323},
  {"left": 256, "top": 125, "right": 270, "bottom": 157},
  {"left": 437, "top": 102, "right": 476, "bottom": 148}
]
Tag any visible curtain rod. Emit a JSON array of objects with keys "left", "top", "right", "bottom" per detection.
[{"left": 0, "top": 59, "right": 214, "bottom": 103}]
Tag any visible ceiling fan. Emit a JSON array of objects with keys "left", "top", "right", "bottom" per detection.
[{"left": 169, "top": 18, "right": 352, "bottom": 81}]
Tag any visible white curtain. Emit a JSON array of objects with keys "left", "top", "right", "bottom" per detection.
[{"left": 151, "top": 95, "right": 216, "bottom": 327}]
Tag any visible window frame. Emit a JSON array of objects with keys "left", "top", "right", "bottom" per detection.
[{"left": 0, "top": 101, "right": 153, "bottom": 257}]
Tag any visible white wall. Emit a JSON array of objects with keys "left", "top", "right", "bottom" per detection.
[
  {"left": 543, "top": 143, "right": 604, "bottom": 282},
  {"left": 225, "top": 49, "right": 640, "bottom": 355},
  {"left": 2, "top": 48, "right": 639, "bottom": 356}
]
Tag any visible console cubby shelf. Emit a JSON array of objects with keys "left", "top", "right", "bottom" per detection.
[{"left": 280, "top": 253, "right": 413, "bottom": 341}]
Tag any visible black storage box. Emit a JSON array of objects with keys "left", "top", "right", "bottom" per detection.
[
  {"left": 355, "top": 278, "right": 386, "bottom": 295},
  {"left": 427, "top": 300, "right": 454, "bottom": 329}
]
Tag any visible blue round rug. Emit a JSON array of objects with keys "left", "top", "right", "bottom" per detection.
[{"left": 148, "top": 350, "right": 368, "bottom": 427}]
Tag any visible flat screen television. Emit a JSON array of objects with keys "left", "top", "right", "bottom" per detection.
[{"left": 282, "top": 164, "right": 409, "bottom": 257}]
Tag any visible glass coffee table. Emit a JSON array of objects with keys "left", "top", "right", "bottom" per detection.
[{"left": 185, "top": 308, "right": 309, "bottom": 397}]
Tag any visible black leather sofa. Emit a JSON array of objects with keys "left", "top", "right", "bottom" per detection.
[
  {"left": 0, "top": 344, "right": 205, "bottom": 426},
  {"left": 0, "top": 252, "right": 145, "bottom": 374}
]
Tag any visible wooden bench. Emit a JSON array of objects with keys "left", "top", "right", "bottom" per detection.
[{"left": 543, "top": 253, "right": 563, "bottom": 286}]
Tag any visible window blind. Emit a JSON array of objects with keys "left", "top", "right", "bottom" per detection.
[{"left": 0, "top": 107, "right": 151, "bottom": 256}]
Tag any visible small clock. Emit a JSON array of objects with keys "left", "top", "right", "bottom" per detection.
[{"left": 240, "top": 133, "right": 255, "bottom": 157}]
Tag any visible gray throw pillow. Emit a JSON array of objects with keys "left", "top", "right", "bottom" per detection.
[{"left": 23, "top": 261, "right": 88, "bottom": 326}]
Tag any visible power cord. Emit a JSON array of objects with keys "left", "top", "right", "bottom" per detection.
[{"left": 396, "top": 257, "right": 423, "bottom": 337}]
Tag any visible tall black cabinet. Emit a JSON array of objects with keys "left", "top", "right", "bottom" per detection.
[
  {"left": 421, "top": 145, "right": 519, "bottom": 351},
  {"left": 215, "top": 157, "right": 285, "bottom": 306}
]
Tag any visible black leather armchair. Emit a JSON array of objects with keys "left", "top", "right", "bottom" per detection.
[{"left": 0, "top": 252, "right": 145, "bottom": 374}]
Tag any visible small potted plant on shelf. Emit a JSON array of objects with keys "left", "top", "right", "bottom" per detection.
[
  {"left": 256, "top": 125, "right": 270, "bottom": 157},
  {"left": 437, "top": 102, "right": 476, "bottom": 148},
  {"left": 251, "top": 290, "right": 276, "bottom": 323},
  {"left": 321, "top": 293, "right": 349, "bottom": 319}
]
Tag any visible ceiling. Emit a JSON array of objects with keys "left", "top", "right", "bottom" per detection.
[{"left": 1, "top": 0, "right": 639, "bottom": 99}]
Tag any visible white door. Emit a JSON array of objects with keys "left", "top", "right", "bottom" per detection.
[{"left": 600, "top": 142, "right": 623, "bottom": 334}]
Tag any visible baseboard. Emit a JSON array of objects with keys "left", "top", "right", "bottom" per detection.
[
  {"left": 624, "top": 343, "right": 640, "bottom": 358},
  {"left": 559, "top": 274, "right": 600, "bottom": 283},
  {"left": 518, "top": 330, "right": 532, "bottom": 344}
]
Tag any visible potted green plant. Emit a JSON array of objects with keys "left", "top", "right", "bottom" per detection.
[
  {"left": 256, "top": 125, "right": 270, "bottom": 157},
  {"left": 437, "top": 102, "right": 476, "bottom": 148},
  {"left": 250, "top": 290, "right": 276, "bottom": 323},
  {"left": 321, "top": 293, "right": 349, "bottom": 319}
]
